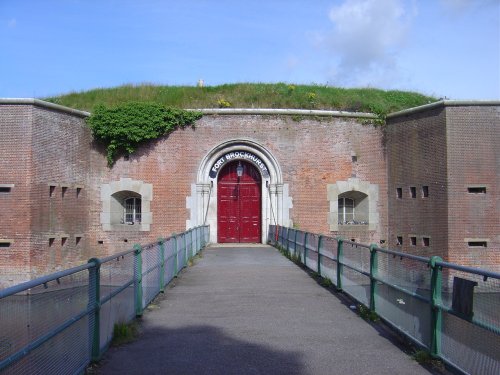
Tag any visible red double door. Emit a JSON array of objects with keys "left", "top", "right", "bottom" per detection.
[{"left": 217, "top": 161, "right": 261, "bottom": 243}]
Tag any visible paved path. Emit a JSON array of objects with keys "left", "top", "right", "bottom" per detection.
[{"left": 96, "top": 245, "right": 434, "bottom": 375}]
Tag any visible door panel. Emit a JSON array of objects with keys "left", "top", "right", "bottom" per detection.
[{"left": 217, "top": 161, "right": 261, "bottom": 243}]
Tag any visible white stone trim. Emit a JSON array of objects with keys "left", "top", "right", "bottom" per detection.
[
  {"left": 386, "top": 100, "right": 500, "bottom": 119},
  {"left": 0, "top": 98, "right": 90, "bottom": 117},
  {"left": 187, "top": 108, "right": 376, "bottom": 119}
]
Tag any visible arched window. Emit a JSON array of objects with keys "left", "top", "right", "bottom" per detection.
[
  {"left": 109, "top": 190, "right": 142, "bottom": 226},
  {"left": 101, "top": 178, "right": 152, "bottom": 231},
  {"left": 338, "top": 191, "right": 368, "bottom": 225},
  {"left": 124, "top": 197, "right": 141, "bottom": 224}
]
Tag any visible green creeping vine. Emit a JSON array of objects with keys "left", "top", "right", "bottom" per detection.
[{"left": 87, "top": 102, "right": 202, "bottom": 166}]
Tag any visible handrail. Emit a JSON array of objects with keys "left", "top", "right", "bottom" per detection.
[
  {"left": 0, "top": 262, "right": 93, "bottom": 299},
  {"left": 435, "top": 260, "right": 500, "bottom": 279},
  {"left": 374, "top": 246, "right": 430, "bottom": 263},
  {"left": 268, "top": 224, "right": 499, "bottom": 375},
  {"left": 0, "top": 225, "right": 210, "bottom": 373}
]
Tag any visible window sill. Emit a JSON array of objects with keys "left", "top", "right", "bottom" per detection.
[
  {"left": 337, "top": 224, "right": 369, "bottom": 231},
  {"left": 109, "top": 223, "right": 145, "bottom": 232}
]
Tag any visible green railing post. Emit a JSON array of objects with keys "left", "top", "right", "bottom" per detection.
[
  {"left": 430, "top": 256, "right": 443, "bottom": 358},
  {"left": 303, "top": 232, "right": 308, "bottom": 266},
  {"left": 369, "top": 244, "right": 378, "bottom": 312},
  {"left": 134, "top": 244, "right": 143, "bottom": 317},
  {"left": 88, "top": 258, "right": 101, "bottom": 362},
  {"left": 317, "top": 235, "right": 323, "bottom": 275},
  {"left": 337, "top": 238, "right": 343, "bottom": 290},
  {"left": 158, "top": 238, "right": 165, "bottom": 292}
]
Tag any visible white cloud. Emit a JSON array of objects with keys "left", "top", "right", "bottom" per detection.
[
  {"left": 7, "top": 18, "right": 17, "bottom": 28},
  {"left": 321, "top": 0, "right": 415, "bottom": 88}
]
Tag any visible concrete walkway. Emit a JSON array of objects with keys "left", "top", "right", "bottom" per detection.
[{"left": 96, "top": 245, "right": 434, "bottom": 375}]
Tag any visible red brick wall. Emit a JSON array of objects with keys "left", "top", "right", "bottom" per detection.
[
  {"left": 445, "top": 106, "right": 499, "bottom": 271},
  {"left": 29, "top": 107, "right": 92, "bottom": 276},
  {"left": 90, "top": 115, "right": 387, "bottom": 253},
  {"left": 0, "top": 105, "right": 33, "bottom": 287},
  {"left": 2, "top": 102, "right": 496, "bottom": 285},
  {"left": 386, "top": 107, "right": 449, "bottom": 259}
]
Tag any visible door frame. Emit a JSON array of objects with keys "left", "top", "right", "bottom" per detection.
[
  {"left": 217, "top": 160, "right": 262, "bottom": 243},
  {"left": 189, "top": 139, "right": 292, "bottom": 244}
]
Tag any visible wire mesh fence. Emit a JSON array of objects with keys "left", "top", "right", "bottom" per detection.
[
  {"left": 268, "top": 225, "right": 500, "bottom": 375},
  {"left": 0, "top": 226, "right": 209, "bottom": 375}
]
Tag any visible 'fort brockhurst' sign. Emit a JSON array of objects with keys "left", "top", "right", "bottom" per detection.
[{"left": 209, "top": 151, "right": 270, "bottom": 178}]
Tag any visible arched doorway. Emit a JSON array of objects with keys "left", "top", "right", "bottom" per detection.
[
  {"left": 188, "top": 139, "right": 293, "bottom": 244},
  {"left": 217, "top": 160, "right": 261, "bottom": 243}
]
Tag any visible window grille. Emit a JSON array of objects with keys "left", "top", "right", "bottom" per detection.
[
  {"left": 338, "top": 197, "right": 354, "bottom": 224},
  {"left": 124, "top": 197, "right": 141, "bottom": 224}
]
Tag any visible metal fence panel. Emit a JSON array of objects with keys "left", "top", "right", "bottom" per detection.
[
  {"left": 0, "top": 268, "right": 91, "bottom": 374},
  {"left": 0, "top": 226, "right": 209, "bottom": 374},
  {"left": 341, "top": 266, "right": 371, "bottom": 307},
  {"left": 267, "top": 225, "right": 500, "bottom": 375},
  {"left": 163, "top": 237, "right": 177, "bottom": 285},
  {"left": 377, "top": 252, "right": 431, "bottom": 300},
  {"left": 141, "top": 243, "right": 162, "bottom": 308},
  {"left": 438, "top": 266, "right": 500, "bottom": 375},
  {"left": 295, "top": 231, "right": 306, "bottom": 263},
  {"left": 376, "top": 282, "right": 431, "bottom": 348},
  {"left": 441, "top": 311, "right": 500, "bottom": 375},
  {"left": 177, "top": 234, "right": 186, "bottom": 270},
  {"left": 287, "top": 228, "right": 296, "bottom": 256},
  {"left": 268, "top": 225, "right": 276, "bottom": 245},
  {"left": 282, "top": 227, "right": 289, "bottom": 250},
  {"left": 319, "top": 236, "right": 337, "bottom": 284},
  {"left": 342, "top": 241, "right": 370, "bottom": 275},
  {"left": 3, "top": 313, "right": 90, "bottom": 375},
  {"left": 99, "top": 252, "right": 135, "bottom": 351},
  {"left": 305, "top": 233, "right": 319, "bottom": 272}
]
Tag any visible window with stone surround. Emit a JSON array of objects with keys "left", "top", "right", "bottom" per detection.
[
  {"left": 101, "top": 178, "right": 152, "bottom": 231},
  {"left": 327, "top": 178, "right": 379, "bottom": 232}
]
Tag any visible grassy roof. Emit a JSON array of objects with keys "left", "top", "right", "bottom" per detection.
[{"left": 44, "top": 83, "right": 437, "bottom": 114}]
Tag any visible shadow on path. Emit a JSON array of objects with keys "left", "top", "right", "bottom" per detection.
[{"left": 97, "top": 324, "right": 305, "bottom": 375}]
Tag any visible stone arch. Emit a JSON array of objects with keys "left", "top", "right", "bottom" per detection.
[
  {"left": 187, "top": 139, "right": 292, "bottom": 243},
  {"left": 196, "top": 139, "right": 283, "bottom": 184}
]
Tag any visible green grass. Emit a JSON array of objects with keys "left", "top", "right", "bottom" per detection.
[
  {"left": 111, "top": 322, "right": 139, "bottom": 346},
  {"left": 411, "top": 349, "right": 446, "bottom": 371},
  {"left": 44, "top": 83, "right": 437, "bottom": 114},
  {"left": 357, "top": 304, "right": 380, "bottom": 322}
]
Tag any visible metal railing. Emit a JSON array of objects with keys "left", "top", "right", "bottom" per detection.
[
  {"left": 268, "top": 225, "right": 500, "bottom": 375},
  {"left": 0, "top": 226, "right": 210, "bottom": 374}
]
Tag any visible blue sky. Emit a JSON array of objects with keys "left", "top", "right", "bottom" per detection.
[{"left": 1, "top": 0, "right": 499, "bottom": 100}]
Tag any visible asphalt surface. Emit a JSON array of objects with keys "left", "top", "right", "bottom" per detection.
[{"left": 96, "top": 245, "right": 434, "bottom": 375}]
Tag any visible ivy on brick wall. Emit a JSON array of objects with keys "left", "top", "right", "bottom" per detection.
[{"left": 87, "top": 102, "right": 202, "bottom": 166}]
